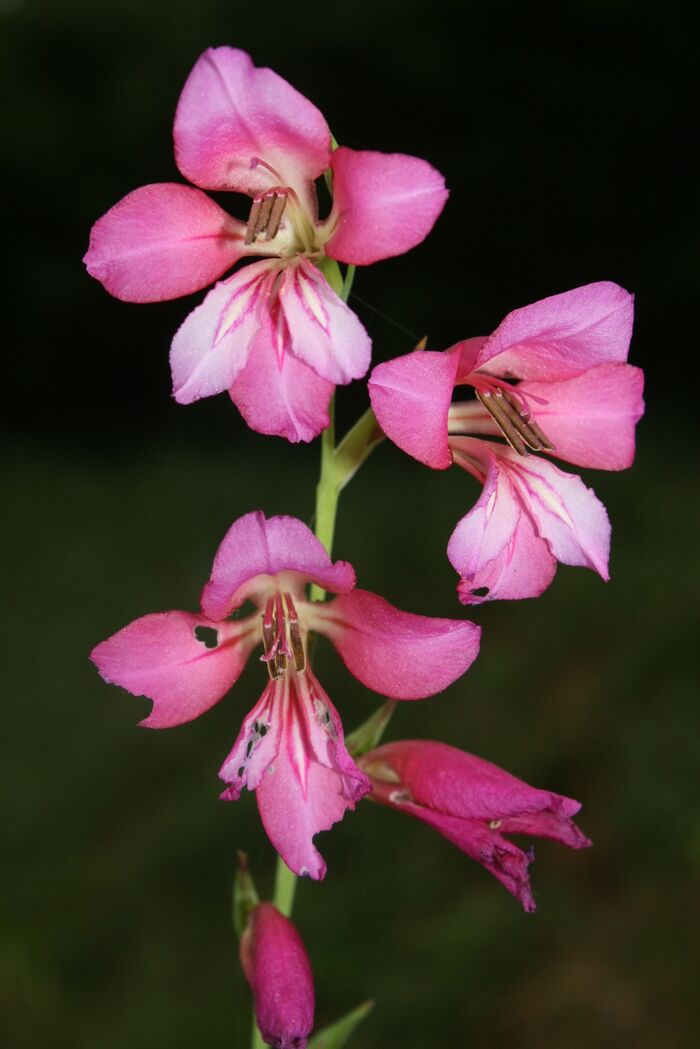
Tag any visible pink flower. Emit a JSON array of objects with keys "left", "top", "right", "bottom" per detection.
[
  {"left": 84, "top": 47, "right": 448, "bottom": 443},
  {"left": 91, "top": 512, "right": 481, "bottom": 879},
  {"left": 360, "top": 740, "right": 591, "bottom": 912},
  {"left": 369, "top": 282, "right": 644, "bottom": 603},
  {"left": 240, "top": 902, "right": 314, "bottom": 1049}
]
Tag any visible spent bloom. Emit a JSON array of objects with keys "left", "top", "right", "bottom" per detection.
[
  {"left": 91, "top": 512, "right": 481, "bottom": 879},
  {"left": 360, "top": 740, "right": 591, "bottom": 912},
  {"left": 241, "top": 902, "right": 314, "bottom": 1049},
  {"left": 84, "top": 46, "right": 448, "bottom": 442},
  {"left": 369, "top": 282, "right": 644, "bottom": 603}
]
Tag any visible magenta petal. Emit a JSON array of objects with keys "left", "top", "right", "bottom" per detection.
[
  {"left": 174, "top": 47, "right": 331, "bottom": 195},
  {"left": 240, "top": 904, "right": 314, "bottom": 1049},
  {"left": 279, "top": 261, "right": 371, "bottom": 385},
  {"left": 518, "top": 363, "right": 645, "bottom": 470},
  {"left": 369, "top": 349, "right": 459, "bottom": 469},
  {"left": 311, "top": 589, "right": 481, "bottom": 698},
  {"left": 477, "top": 282, "right": 635, "bottom": 380},
  {"left": 201, "top": 511, "right": 356, "bottom": 621},
  {"left": 84, "top": 183, "right": 246, "bottom": 303},
  {"left": 90, "top": 611, "right": 256, "bottom": 728},
  {"left": 170, "top": 260, "right": 273, "bottom": 404},
  {"left": 230, "top": 320, "right": 334, "bottom": 442},
  {"left": 447, "top": 447, "right": 557, "bottom": 603},
  {"left": 325, "top": 147, "right": 448, "bottom": 265}
]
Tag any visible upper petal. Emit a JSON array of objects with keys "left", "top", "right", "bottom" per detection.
[
  {"left": 170, "top": 260, "right": 273, "bottom": 404},
  {"left": 279, "top": 260, "right": 371, "bottom": 385},
  {"left": 476, "top": 282, "right": 635, "bottom": 380},
  {"left": 201, "top": 511, "right": 356, "bottom": 621},
  {"left": 324, "top": 147, "right": 448, "bottom": 265},
  {"left": 447, "top": 444, "right": 557, "bottom": 603},
  {"left": 309, "top": 589, "right": 481, "bottom": 699},
  {"left": 369, "top": 348, "right": 459, "bottom": 469},
  {"left": 174, "top": 47, "right": 331, "bottom": 195},
  {"left": 84, "top": 184, "right": 247, "bottom": 303},
  {"left": 230, "top": 319, "right": 334, "bottom": 443},
  {"left": 90, "top": 611, "right": 256, "bottom": 728},
  {"left": 518, "top": 363, "right": 645, "bottom": 471}
]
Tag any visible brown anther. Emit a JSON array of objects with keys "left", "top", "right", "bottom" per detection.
[
  {"left": 475, "top": 388, "right": 555, "bottom": 456},
  {"left": 244, "top": 188, "right": 288, "bottom": 244},
  {"left": 261, "top": 596, "right": 283, "bottom": 680},
  {"left": 283, "top": 593, "right": 306, "bottom": 673}
]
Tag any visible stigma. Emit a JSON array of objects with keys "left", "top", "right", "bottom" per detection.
[{"left": 261, "top": 592, "right": 306, "bottom": 679}]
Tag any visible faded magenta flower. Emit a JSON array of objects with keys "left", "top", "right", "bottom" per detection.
[
  {"left": 369, "top": 282, "right": 644, "bottom": 603},
  {"left": 90, "top": 512, "right": 481, "bottom": 878},
  {"left": 241, "top": 902, "right": 314, "bottom": 1049},
  {"left": 84, "top": 46, "right": 448, "bottom": 442},
  {"left": 360, "top": 740, "right": 591, "bottom": 912}
]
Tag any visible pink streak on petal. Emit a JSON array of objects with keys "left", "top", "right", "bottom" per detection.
[
  {"left": 311, "top": 590, "right": 480, "bottom": 699},
  {"left": 476, "top": 282, "right": 635, "bottom": 379},
  {"left": 230, "top": 318, "right": 334, "bottom": 442},
  {"left": 325, "top": 147, "right": 448, "bottom": 265},
  {"left": 250, "top": 672, "right": 370, "bottom": 879},
  {"left": 499, "top": 449, "right": 611, "bottom": 580},
  {"left": 174, "top": 47, "right": 331, "bottom": 195},
  {"left": 369, "top": 349, "right": 459, "bottom": 469},
  {"left": 170, "top": 260, "right": 274, "bottom": 404},
  {"left": 84, "top": 183, "right": 246, "bottom": 303},
  {"left": 518, "top": 363, "right": 645, "bottom": 471},
  {"left": 240, "top": 903, "right": 314, "bottom": 1049},
  {"left": 447, "top": 446, "right": 557, "bottom": 603},
  {"left": 201, "top": 511, "right": 356, "bottom": 621},
  {"left": 279, "top": 261, "right": 372, "bottom": 385},
  {"left": 90, "top": 611, "right": 256, "bottom": 728}
]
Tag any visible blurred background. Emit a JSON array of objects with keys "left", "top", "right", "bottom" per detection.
[{"left": 2, "top": 0, "right": 698, "bottom": 1046}]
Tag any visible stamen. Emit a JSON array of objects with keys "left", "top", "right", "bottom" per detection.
[
  {"left": 283, "top": 593, "right": 306, "bottom": 673},
  {"left": 475, "top": 388, "right": 555, "bottom": 456},
  {"left": 259, "top": 592, "right": 307, "bottom": 679},
  {"left": 244, "top": 188, "right": 288, "bottom": 244}
]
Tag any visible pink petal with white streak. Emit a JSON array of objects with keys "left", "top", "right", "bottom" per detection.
[
  {"left": 325, "top": 147, "right": 448, "bottom": 265},
  {"left": 90, "top": 611, "right": 256, "bottom": 728},
  {"left": 170, "top": 260, "right": 274, "bottom": 404},
  {"left": 230, "top": 319, "right": 334, "bottom": 442},
  {"left": 201, "top": 511, "right": 356, "bottom": 621},
  {"left": 369, "top": 349, "right": 459, "bottom": 469},
  {"left": 279, "top": 261, "right": 371, "bottom": 385},
  {"left": 310, "top": 590, "right": 480, "bottom": 698},
  {"left": 174, "top": 47, "right": 331, "bottom": 196},
  {"left": 518, "top": 363, "right": 645, "bottom": 470},
  {"left": 84, "top": 183, "right": 246, "bottom": 303},
  {"left": 447, "top": 444, "right": 557, "bottom": 603},
  {"left": 476, "top": 282, "right": 634, "bottom": 380}
]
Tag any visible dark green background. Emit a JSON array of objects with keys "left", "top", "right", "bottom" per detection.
[{"left": 3, "top": 1, "right": 698, "bottom": 1047}]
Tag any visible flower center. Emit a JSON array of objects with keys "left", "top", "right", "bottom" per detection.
[
  {"left": 244, "top": 187, "right": 289, "bottom": 245},
  {"left": 260, "top": 591, "right": 306, "bottom": 679},
  {"left": 450, "top": 373, "right": 555, "bottom": 457}
]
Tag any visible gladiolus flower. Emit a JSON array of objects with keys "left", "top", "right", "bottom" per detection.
[
  {"left": 84, "top": 46, "right": 448, "bottom": 442},
  {"left": 360, "top": 740, "right": 591, "bottom": 912},
  {"left": 91, "top": 512, "right": 480, "bottom": 878},
  {"left": 369, "top": 282, "right": 644, "bottom": 603},
  {"left": 241, "top": 903, "right": 314, "bottom": 1049}
]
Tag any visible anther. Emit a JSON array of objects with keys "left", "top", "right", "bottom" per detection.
[
  {"left": 283, "top": 593, "right": 306, "bottom": 673},
  {"left": 476, "top": 388, "right": 555, "bottom": 456},
  {"left": 244, "top": 188, "right": 288, "bottom": 244}
]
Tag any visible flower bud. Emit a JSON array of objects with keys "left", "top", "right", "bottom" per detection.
[{"left": 240, "top": 902, "right": 314, "bottom": 1049}]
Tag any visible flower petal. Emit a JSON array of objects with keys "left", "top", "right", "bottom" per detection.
[
  {"left": 447, "top": 445, "right": 557, "bottom": 603},
  {"left": 230, "top": 319, "right": 334, "bottom": 443},
  {"left": 90, "top": 611, "right": 256, "bottom": 728},
  {"left": 518, "top": 363, "right": 645, "bottom": 470},
  {"left": 201, "top": 511, "right": 356, "bottom": 621},
  {"left": 170, "top": 260, "right": 273, "bottom": 404},
  {"left": 84, "top": 183, "right": 246, "bottom": 303},
  {"left": 476, "top": 282, "right": 634, "bottom": 380},
  {"left": 325, "top": 147, "right": 448, "bottom": 265},
  {"left": 174, "top": 47, "right": 331, "bottom": 195},
  {"left": 310, "top": 590, "right": 480, "bottom": 698},
  {"left": 369, "top": 349, "right": 459, "bottom": 469},
  {"left": 279, "top": 261, "right": 371, "bottom": 385},
  {"left": 500, "top": 448, "right": 611, "bottom": 579}
]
